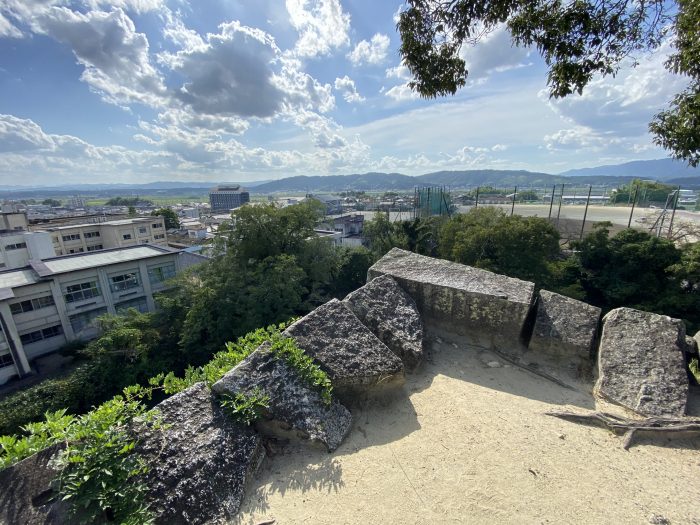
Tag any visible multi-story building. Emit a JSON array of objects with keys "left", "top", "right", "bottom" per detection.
[
  {"left": 332, "top": 214, "right": 364, "bottom": 247},
  {"left": 0, "top": 211, "right": 29, "bottom": 233},
  {"left": 39, "top": 217, "right": 168, "bottom": 255},
  {"left": 209, "top": 184, "right": 250, "bottom": 212},
  {"left": 0, "top": 244, "right": 202, "bottom": 385}
]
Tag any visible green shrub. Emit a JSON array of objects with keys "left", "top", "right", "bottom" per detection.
[{"left": 220, "top": 388, "right": 270, "bottom": 425}]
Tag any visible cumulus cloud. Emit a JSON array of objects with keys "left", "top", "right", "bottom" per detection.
[
  {"left": 170, "top": 21, "right": 286, "bottom": 118},
  {"left": 384, "top": 83, "right": 419, "bottom": 102},
  {"left": 286, "top": 0, "right": 350, "bottom": 57},
  {"left": 460, "top": 25, "right": 530, "bottom": 81},
  {"left": 334, "top": 75, "right": 365, "bottom": 103},
  {"left": 0, "top": 114, "right": 55, "bottom": 152},
  {"left": 347, "top": 33, "right": 390, "bottom": 66},
  {"left": 545, "top": 39, "right": 689, "bottom": 138},
  {"left": 31, "top": 7, "right": 166, "bottom": 107}
]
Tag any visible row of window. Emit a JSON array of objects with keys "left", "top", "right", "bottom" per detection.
[
  {"left": 111, "top": 272, "right": 140, "bottom": 292},
  {"left": 154, "top": 234, "right": 165, "bottom": 240},
  {"left": 87, "top": 244, "right": 103, "bottom": 252},
  {"left": 5, "top": 242, "right": 26, "bottom": 251},
  {"left": 65, "top": 281, "right": 100, "bottom": 303},
  {"left": 84, "top": 231, "right": 100, "bottom": 238},
  {"left": 10, "top": 295, "right": 55, "bottom": 315},
  {"left": 62, "top": 234, "right": 81, "bottom": 242},
  {"left": 20, "top": 324, "right": 63, "bottom": 345},
  {"left": 70, "top": 307, "right": 107, "bottom": 333}
]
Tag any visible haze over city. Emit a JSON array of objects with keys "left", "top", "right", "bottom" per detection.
[{"left": 0, "top": 0, "right": 690, "bottom": 186}]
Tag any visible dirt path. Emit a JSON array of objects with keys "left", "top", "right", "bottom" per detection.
[{"left": 234, "top": 335, "right": 700, "bottom": 525}]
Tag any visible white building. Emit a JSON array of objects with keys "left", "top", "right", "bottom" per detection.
[
  {"left": 0, "top": 245, "right": 202, "bottom": 385},
  {"left": 38, "top": 217, "right": 168, "bottom": 255}
]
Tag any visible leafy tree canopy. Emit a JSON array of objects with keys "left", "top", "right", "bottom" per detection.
[
  {"left": 398, "top": 0, "right": 699, "bottom": 165},
  {"left": 151, "top": 207, "right": 180, "bottom": 229},
  {"left": 438, "top": 207, "right": 560, "bottom": 283}
]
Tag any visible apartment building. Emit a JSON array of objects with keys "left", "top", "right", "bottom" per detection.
[
  {"left": 209, "top": 184, "right": 250, "bottom": 212},
  {"left": 0, "top": 245, "right": 198, "bottom": 385},
  {"left": 40, "top": 217, "right": 168, "bottom": 255}
]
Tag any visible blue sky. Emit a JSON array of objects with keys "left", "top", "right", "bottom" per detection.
[{"left": 0, "top": 0, "right": 689, "bottom": 185}]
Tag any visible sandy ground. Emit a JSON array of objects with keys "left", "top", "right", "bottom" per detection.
[{"left": 233, "top": 333, "right": 700, "bottom": 525}]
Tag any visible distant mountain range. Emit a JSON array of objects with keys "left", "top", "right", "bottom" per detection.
[
  {"left": 558, "top": 158, "right": 698, "bottom": 181},
  {"left": 2, "top": 158, "right": 698, "bottom": 195}
]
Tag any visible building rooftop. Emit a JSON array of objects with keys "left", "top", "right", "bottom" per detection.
[
  {"left": 0, "top": 245, "right": 178, "bottom": 293},
  {"left": 32, "top": 245, "right": 176, "bottom": 277},
  {"left": 43, "top": 217, "right": 157, "bottom": 231}
]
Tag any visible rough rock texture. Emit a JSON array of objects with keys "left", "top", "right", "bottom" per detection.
[
  {"left": 283, "top": 299, "right": 404, "bottom": 400},
  {"left": 136, "top": 382, "right": 264, "bottom": 524},
  {"left": 596, "top": 308, "right": 689, "bottom": 417},
  {"left": 0, "top": 444, "right": 70, "bottom": 525},
  {"left": 367, "top": 248, "right": 535, "bottom": 348},
  {"left": 528, "top": 290, "right": 601, "bottom": 364},
  {"left": 212, "top": 343, "right": 353, "bottom": 452},
  {"left": 344, "top": 275, "right": 424, "bottom": 370}
]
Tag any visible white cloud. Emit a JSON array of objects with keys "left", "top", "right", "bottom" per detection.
[
  {"left": 0, "top": 12, "right": 22, "bottom": 37},
  {"left": 348, "top": 33, "right": 390, "bottom": 66},
  {"left": 32, "top": 7, "right": 166, "bottom": 107},
  {"left": 334, "top": 75, "right": 365, "bottom": 103},
  {"left": 286, "top": 0, "right": 350, "bottom": 58},
  {"left": 385, "top": 63, "right": 411, "bottom": 81},
  {"left": 0, "top": 114, "right": 55, "bottom": 152},
  {"left": 545, "top": 39, "right": 689, "bottom": 138},
  {"left": 384, "top": 83, "right": 419, "bottom": 102},
  {"left": 460, "top": 25, "right": 530, "bottom": 81}
]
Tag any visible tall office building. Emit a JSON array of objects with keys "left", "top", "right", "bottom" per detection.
[{"left": 209, "top": 185, "right": 250, "bottom": 212}]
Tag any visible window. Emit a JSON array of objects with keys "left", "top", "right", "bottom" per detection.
[
  {"left": 5, "top": 242, "right": 26, "bottom": 251},
  {"left": 0, "top": 353, "right": 13, "bottom": 369},
  {"left": 122, "top": 233, "right": 132, "bottom": 240},
  {"left": 110, "top": 272, "right": 140, "bottom": 292},
  {"left": 19, "top": 324, "right": 63, "bottom": 345},
  {"left": 154, "top": 234, "right": 165, "bottom": 240},
  {"left": 86, "top": 244, "right": 103, "bottom": 252},
  {"left": 151, "top": 223, "right": 162, "bottom": 229},
  {"left": 10, "top": 295, "right": 55, "bottom": 315},
  {"left": 64, "top": 281, "right": 100, "bottom": 303},
  {"left": 138, "top": 227, "right": 147, "bottom": 234},
  {"left": 68, "top": 248, "right": 84, "bottom": 254},
  {"left": 70, "top": 307, "right": 107, "bottom": 333},
  {"left": 62, "top": 234, "right": 81, "bottom": 241},
  {"left": 84, "top": 231, "right": 100, "bottom": 238},
  {"left": 116, "top": 296, "right": 148, "bottom": 313},
  {"left": 148, "top": 263, "right": 176, "bottom": 284}
]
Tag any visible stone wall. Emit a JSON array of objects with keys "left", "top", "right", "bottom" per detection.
[{"left": 1, "top": 250, "right": 694, "bottom": 524}]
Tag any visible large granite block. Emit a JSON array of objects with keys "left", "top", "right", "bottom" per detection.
[
  {"left": 0, "top": 444, "right": 69, "bottom": 525},
  {"left": 367, "top": 248, "right": 535, "bottom": 347},
  {"left": 528, "top": 290, "right": 601, "bottom": 364},
  {"left": 344, "top": 275, "right": 424, "bottom": 370},
  {"left": 283, "top": 299, "right": 404, "bottom": 400},
  {"left": 212, "top": 342, "right": 353, "bottom": 452},
  {"left": 595, "top": 308, "right": 689, "bottom": 417},
  {"left": 137, "top": 382, "right": 264, "bottom": 524}
]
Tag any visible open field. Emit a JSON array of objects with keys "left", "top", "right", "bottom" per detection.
[{"left": 235, "top": 333, "right": 700, "bottom": 525}]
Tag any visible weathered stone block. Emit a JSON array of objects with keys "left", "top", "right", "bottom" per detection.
[
  {"left": 367, "top": 248, "right": 535, "bottom": 347},
  {"left": 528, "top": 290, "right": 601, "bottom": 364},
  {"left": 595, "top": 308, "right": 689, "bottom": 417},
  {"left": 0, "top": 444, "right": 69, "bottom": 525},
  {"left": 283, "top": 299, "right": 404, "bottom": 400},
  {"left": 137, "top": 382, "right": 264, "bottom": 524},
  {"left": 344, "top": 275, "right": 424, "bottom": 370},
  {"left": 212, "top": 343, "right": 353, "bottom": 452}
]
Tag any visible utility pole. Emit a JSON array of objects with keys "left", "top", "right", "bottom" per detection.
[
  {"left": 474, "top": 187, "right": 479, "bottom": 209},
  {"left": 548, "top": 184, "right": 556, "bottom": 219},
  {"left": 667, "top": 187, "right": 680, "bottom": 239},
  {"left": 580, "top": 185, "right": 593, "bottom": 240},
  {"left": 627, "top": 185, "right": 639, "bottom": 228},
  {"left": 511, "top": 186, "right": 517, "bottom": 216},
  {"left": 556, "top": 184, "right": 564, "bottom": 227}
]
